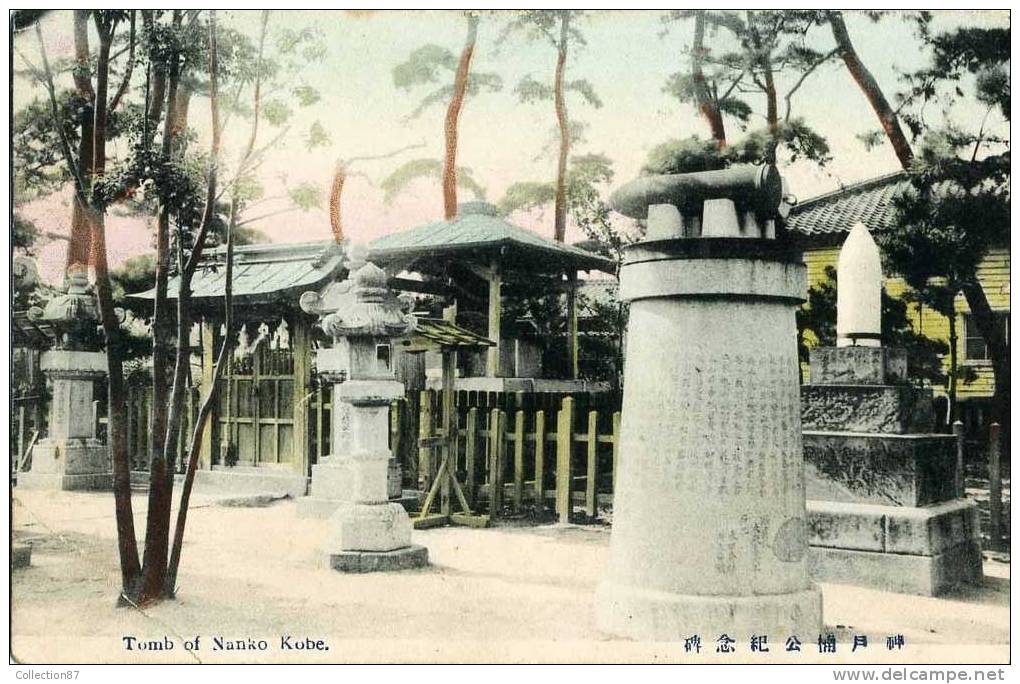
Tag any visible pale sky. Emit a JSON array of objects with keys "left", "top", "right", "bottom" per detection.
[{"left": 13, "top": 9, "right": 1010, "bottom": 284}]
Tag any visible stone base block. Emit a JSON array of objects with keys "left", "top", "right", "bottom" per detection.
[
  {"left": 808, "top": 541, "right": 983, "bottom": 596},
  {"left": 321, "top": 502, "right": 412, "bottom": 553},
  {"left": 328, "top": 544, "right": 428, "bottom": 573},
  {"left": 809, "top": 347, "right": 907, "bottom": 386},
  {"left": 808, "top": 498, "right": 981, "bottom": 555},
  {"left": 298, "top": 492, "right": 421, "bottom": 519},
  {"left": 297, "top": 496, "right": 343, "bottom": 519},
  {"left": 12, "top": 544, "right": 32, "bottom": 569},
  {"left": 804, "top": 432, "right": 957, "bottom": 506},
  {"left": 801, "top": 385, "right": 934, "bottom": 434},
  {"left": 594, "top": 581, "right": 823, "bottom": 641},
  {"left": 17, "top": 471, "right": 112, "bottom": 491},
  {"left": 196, "top": 467, "right": 308, "bottom": 498}
]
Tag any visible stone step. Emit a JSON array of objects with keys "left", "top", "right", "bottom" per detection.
[
  {"left": 801, "top": 384, "right": 934, "bottom": 434},
  {"left": 804, "top": 431, "right": 957, "bottom": 506},
  {"left": 807, "top": 498, "right": 981, "bottom": 556}
]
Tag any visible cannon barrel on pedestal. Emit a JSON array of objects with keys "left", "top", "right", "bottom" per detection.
[{"left": 609, "top": 164, "right": 784, "bottom": 220}]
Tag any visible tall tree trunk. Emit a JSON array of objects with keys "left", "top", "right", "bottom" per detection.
[
  {"left": 329, "top": 164, "right": 346, "bottom": 245},
  {"left": 43, "top": 13, "right": 142, "bottom": 594},
  {"left": 67, "top": 10, "right": 96, "bottom": 272},
  {"left": 140, "top": 10, "right": 184, "bottom": 603},
  {"left": 167, "top": 11, "right": 225, "bottom": 595},
  {"left": 90, "top": 205, "right": 143, "bottom": 595},
  {"left": 828, "top": 10, "right": 914, "bottom": 169},
  {"left": 552, "top": 11, "right": 571, "bottom": 243},
  {"left": 691, "top": 11, "right": 727, "bottom": 148},
  {"left": 746, "top": 11, "right": 778, "bottom": 136},
  {"left": 443, "top": 13, "right": 478, "bottom": 221}
]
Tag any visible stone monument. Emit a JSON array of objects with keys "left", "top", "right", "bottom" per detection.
[
  {"left": 802, "top": 223, "right": 982, "bottom": 595},
  {"left": 596, "top": 164, "right": 823, "bottom": 640},
  {"left": 19, "top": 266, "right": 112, "bottom": 491},
  {"left": 300, "top": 259, "right": 428, "bottom": 571}
]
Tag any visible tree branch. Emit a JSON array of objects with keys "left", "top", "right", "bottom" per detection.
[{"left": 108, "top": 10, "right": 136, "bottom": 114}]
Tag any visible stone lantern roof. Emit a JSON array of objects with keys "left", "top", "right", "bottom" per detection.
[{"left": 27, "top": 266, "right": 100, "bottom": 351}]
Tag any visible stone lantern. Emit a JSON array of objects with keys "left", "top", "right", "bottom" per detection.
[
  {"left": 20, "top": 265, "right": 111, "bottom": 490},
  {"left": 301, "top": 259, "right": 428, "bottom": 571}
]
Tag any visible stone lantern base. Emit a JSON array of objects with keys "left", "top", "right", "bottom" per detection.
[
  {"left": 320, "top": 502, "right": 429, "bottom": 572},
  {"left": 18, "top": 350, "right": 112, "bottom": 491},
  {"left": 18, "top": 440, "right": 112, "bottom": 491}
]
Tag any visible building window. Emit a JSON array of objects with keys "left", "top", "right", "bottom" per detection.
[{"left": 963, "top": 312, "right": 1009, "bottom": 362}]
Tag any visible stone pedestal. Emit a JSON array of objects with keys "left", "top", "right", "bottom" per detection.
[
  {"left": 319, "top": 380, "right": 427, "bottom": 570},
  {"left": 19, "top": 350, "right": 111, "bottom": 491},
  {"left": 299, "top": 371, "right": 403, "bottom": 519},
  {"left": 802, "top": 346, "right": 982, "bottom": 595},
  {"left": 596, "top": 238, "right": 822, "bottom": 640}
]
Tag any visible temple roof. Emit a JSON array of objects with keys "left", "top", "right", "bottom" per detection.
[
  {"left": 786, "top": 171, "right": 911, "bottom": 244},
  {"left": 367, "top": 201, "right": 616, "bottom": 274},
  {"left": 131, "top": 241, "right": 345, "bottom": 304},
  {"left": 130, "top": 203, "right": 614, "bottom": 303},
  {"left": 13, "top": 310, "right": 57, "bottom": 348}
]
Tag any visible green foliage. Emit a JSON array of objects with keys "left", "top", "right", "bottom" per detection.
[
  {"left": 797, "top": 265, "right": 949, "bottom": 386},
  {"left": 641, "top": 123, "right": 830, "bottom": 176},
  {"left": 261, "top": 99, "right": 292, "bottom": 126},
  {"left": 13, "top": 92, "right": 83, "bottom": 198},
  {"left": 381, "top": 158, "right": 485, "bottom": 204},
  {"left": 393, "top": 44, "right": 459, "bottom": 88},
  {"left": 291, "top": 84, "right": 320, "bottom": 107},
  {"left": 287, "top": 181, "right": 323, "bottom": 211},
  {"left": 304, "top": 121, "right": 332, "bottom": 150},
  {"left": 393, "top": 39, "right": 502, "bottom": 120},
  {"left": 515, "top": 74, "right": 554, "bottom": 103},
  {"left": 13, "top": 213, "right": 41, "bottom": 254}
]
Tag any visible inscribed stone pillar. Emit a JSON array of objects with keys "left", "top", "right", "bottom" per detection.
[{"left": 596, "top": 165, "right": 822, "bottom": 640}]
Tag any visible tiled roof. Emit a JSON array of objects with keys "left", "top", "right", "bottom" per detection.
[
  {"left": 130, "top": 241, "right": 345, "bottom": 302},
  {"left": 367, "top": 201, "right": 616, "bottom": 273},
  {"left": 409, "top": 317, "right": 494, "bottom": 349},
  {"left": 786, "top": 171, "right": 911, "bottom": 238}
]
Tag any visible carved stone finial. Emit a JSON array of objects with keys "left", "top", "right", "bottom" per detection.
[
  {"left": 29, "top": 265, "right": 101, "bottom": 351},
  {"left": 324, "top": 262, "right": 415, "bottom": 339}
]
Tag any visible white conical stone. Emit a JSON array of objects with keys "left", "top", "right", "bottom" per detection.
[
  {"left": 837, "top": 222, "right": 882, "bottom": 347},
  {"left": 647, "top": 204, "right": 685, "bottom": 240},
  {"left": 701, "top": 199, "right": 741, "bottom": 237}
]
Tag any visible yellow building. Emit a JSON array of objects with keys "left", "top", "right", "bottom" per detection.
[{"left": 787, "top": 171, "right": 1010, "bottom": 410}]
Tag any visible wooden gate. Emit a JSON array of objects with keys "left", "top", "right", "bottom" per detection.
[{"left": 218, "top": 322, "right": 296, "bottom": 467}]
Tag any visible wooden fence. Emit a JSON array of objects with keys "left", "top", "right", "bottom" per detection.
[{"left": 394, "top": 390, "right": 622, "bottom": 522}]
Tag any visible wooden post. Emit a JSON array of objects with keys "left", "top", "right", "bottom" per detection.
[
  {"left": 465, "top": 407, "right": 478, "bottom": 506},
  {"left": 611, "top": 411, "right": 622, "bottom": 497},
  {"left": 489, "top": 408, "right": 505, "bottom": 516},
  {"left": 988, "top": 422, "right": 1002, "bottom": 550},
  {"left": 486, "top": 260, "right": 502, "bottom": 377},
  {"left": 556, "top": 396, "right": 574, "bottom": 524},
  {"left": 440, "top": 351, "right": 456, "bottom": 516},
  {"left": 513, "top": 409, "right": 525, "bottom": 511},
  {"left": 566, "top": 271, "right": 579, "bottom": 380},
  {"left": 291, "top": 316, "right": 309, "bottom": 477},
  {"left": 418, "top": 391, "right": 433, "bottom": 491},
  {"left": 952, "top": 420, "right": 965, "bottom": 498},
  {"left": 585, "top": 410, "right": 598, "bottom": 519},
  {"left": 534, "top": 410, "right": 546, "bottom": 506}
]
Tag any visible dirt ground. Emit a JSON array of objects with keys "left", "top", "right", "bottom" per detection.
[{"left": 10, "top": 489, "right": 1010, "bottom": 664}]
